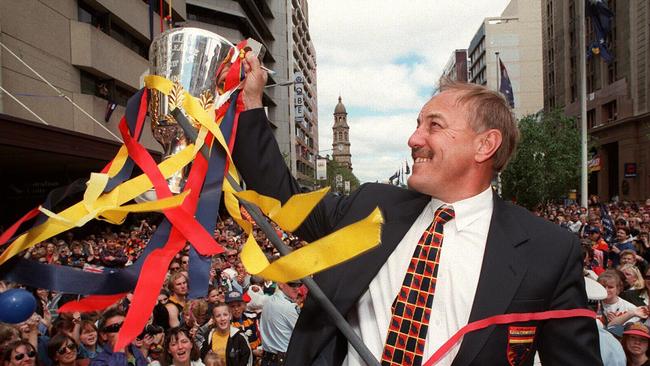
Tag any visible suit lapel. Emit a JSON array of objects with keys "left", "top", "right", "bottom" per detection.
[
  {"left": 300, "top": 191, "right": 430, "bottom": 363},
  {"left": 452, "top": 194, "right": 530, "bottom": 366},
  {"left": 330, "top": 194, "right": 430, "bottom": 315}
]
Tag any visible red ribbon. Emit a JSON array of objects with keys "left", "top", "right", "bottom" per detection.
[
  {"left": 0, "top": 207, "right": 40, "bottom": 246},
  {"left": 117, "top": 112, "right": 221, "bottom": 256},
  {"left": 422, "top": 308, "right": 596, "bottom": 366},
  {"left": 58, "top": 293, "right": 127, "bottom": 313}
]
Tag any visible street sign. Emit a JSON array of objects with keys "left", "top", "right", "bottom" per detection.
[
  {"left": 316, "top": 158, "right": 327, "bottom": 180},
  {"left": 294, "top": 72, "right": 304, "bottom": 121}
]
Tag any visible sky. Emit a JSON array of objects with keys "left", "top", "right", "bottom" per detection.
[{"left": 309, "top": 0, "right": 511, "bottom": 183}]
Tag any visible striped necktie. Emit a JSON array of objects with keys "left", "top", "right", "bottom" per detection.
[{"left": 381, "top": 204, "right": 455, "bottom": 366}]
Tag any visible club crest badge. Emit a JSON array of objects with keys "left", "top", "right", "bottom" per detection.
[{"left": 507, "top": 326, "right": 536, "bottom": 366}]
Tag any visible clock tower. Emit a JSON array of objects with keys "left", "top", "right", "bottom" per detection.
[{"left": 332, "top": 96, "right": 352, "bottom": 171}]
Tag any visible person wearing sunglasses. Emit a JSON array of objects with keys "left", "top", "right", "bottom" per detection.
[
  {"left": 169, "top": 261, "right": 182, "bottom": 273},
  {"left": 2, "top": 340, "right": 37, "bottom": 366},
  {"left": 91, "top": 308, "right": 147, "bottom": 366},
  {"left": 46, "top": 334, "right": 79, "bottom": 366}
]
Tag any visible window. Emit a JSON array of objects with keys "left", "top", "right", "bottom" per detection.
[
  {"left": 78, "top": 1, "right": 148, "bottom": 58},
  {"left": 587, "top": 59, "right": 596, "bottom": 93},
  {"left": 79, "top": 70, "right": 135, "bottom": 106},
  {"left": 587, "top": 108, "right": 596, "bottom": 128},
  {"left": 608, "top": 61, "right": 617, "bottom": 84},
  {"left": 603, "top": 100, "right": 617, "bottom": 122},
  {"left": 187, "top": 5, "right": 240, "bottom": 30}
]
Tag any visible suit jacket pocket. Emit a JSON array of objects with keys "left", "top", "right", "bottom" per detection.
[{"left": 502, "top": 299, "right": 545, "bottom": 366}]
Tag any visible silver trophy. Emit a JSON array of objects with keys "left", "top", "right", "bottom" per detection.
[{"left": 139, "top": 28, "right": 263, "bottom": 201}]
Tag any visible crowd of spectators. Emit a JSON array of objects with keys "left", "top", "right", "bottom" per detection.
[
  {"left": 534, "top": 196, "right": 650, "bottom": 365},
  {"left": 0, "top": 211, "right": 306, "bottom": 366},
  {"left": 2, "top": 196, "right": 650, "bottom": 365}
]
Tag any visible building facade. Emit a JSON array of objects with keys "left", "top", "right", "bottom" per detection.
[
  {"left": 439, "top": 49, "right": 468, "bottom": 85},
  {"left": 467, "top": 0, "right": 544, "bottom": 119},
  {"left": 542, "top": 0, "right": 650, "bottom": 201},
  {"left": 0, "top": 0, "right": 314, "bottom": 222},
  {"left": 289, "top": 0, "right": 318, "bottom": 187},
  {"left": 331, "top": 96, "right": 351, "bottom": 171}
]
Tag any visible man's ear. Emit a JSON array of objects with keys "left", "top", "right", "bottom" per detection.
[{"left": 475, "top": 129, "right": 502, "bottom": 164}]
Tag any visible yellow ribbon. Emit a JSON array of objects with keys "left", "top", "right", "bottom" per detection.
[
  {"left": 144, "top": 74, "right": 383, "bottom": 282},
  {"left": 244, "top": 208, "right": 383, "bottom": 282},
  {"left": 232, "top": 188, "right": 329, "bottom": 232},
  {"left": 107, "top": 146, "right": 130, "bottom": 177},
  {"left": 144, "top": 75, "right": 241, "bottom": 182},
  {"left": 0, "top": 144, "right": 198, "bottom": 265},
  {"left": 225, "top": 186, "right": 384, "bottom": 283}
]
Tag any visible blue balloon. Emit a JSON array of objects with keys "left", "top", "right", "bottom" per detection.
[{"left": 0, "top": 289, "right": 37, "bottom": 324}]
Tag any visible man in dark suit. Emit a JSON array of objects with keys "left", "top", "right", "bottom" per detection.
[{"left": 233, "top": 53, "right": 602, "bottom": 366}]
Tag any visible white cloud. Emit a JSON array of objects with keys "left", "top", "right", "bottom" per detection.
[{"left": 310, "top": 0, "right": 512, "bottom": 183}]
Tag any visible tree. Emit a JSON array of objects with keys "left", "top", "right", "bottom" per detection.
[
  {"left": 501, "top": 110, "right": 580, "bottom": 209},
  {"left": 319, "top": 159, "right": 360, "bottom": 194}
]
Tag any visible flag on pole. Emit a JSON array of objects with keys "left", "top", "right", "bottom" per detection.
[
  {"left": 388, "top": 171, "right": 399, "bottom": 184},
  {"left": 586, "top": 0, "right": 615, "bottom": 63},
  {"left": 499, "top": 59, "right": 515, "bottom": 108},
  {"left": 104, "top": 101, "right": 117, "bottom": 122},
  {"left": 599, "top": 203, "right": 616, "bottom": 246}
]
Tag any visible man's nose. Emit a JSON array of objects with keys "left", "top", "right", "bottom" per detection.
[{"left": 407, "top": 128, "right": 424, "bottom": 149}]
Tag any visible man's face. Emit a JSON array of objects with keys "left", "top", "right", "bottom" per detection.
[
  {"left": 172, "top": 276, "right": 188, "bottom": 297},
  {"left": 279, "top": 282, "right": 302, "bottom": 302},
  {"left": 226, "top": 250, "right": 238, "bottom": 264},
  {"left": 407, "top": 91, "right": 486, "bottom": 201},
  {"left": 617, "top": 229, "right": 628, "bottom": 241},
  {"left": 228, "top": 301, "right": 245, "bottom": 319},
  {"left": 100, "top": 315, "right": 124, "bottom": 347}
]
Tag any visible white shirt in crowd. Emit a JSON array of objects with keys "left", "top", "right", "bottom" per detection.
[
  {"left": 344, "top": 187, "right": 493, "bottom": 366},
  {"left": 602, "top": 296, "right": 640, "bottom": 324}
]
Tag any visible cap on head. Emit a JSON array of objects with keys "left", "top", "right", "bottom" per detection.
[
  {"left": 624, "top": 322, "right": 650, "bottom": 339},
  {"left": 225, "top": 290, "right": 244, "bottom": 304}
]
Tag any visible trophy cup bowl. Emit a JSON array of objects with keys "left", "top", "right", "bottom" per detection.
[{"left": 136, "top": 28, "right": 237, "bottom": 202}]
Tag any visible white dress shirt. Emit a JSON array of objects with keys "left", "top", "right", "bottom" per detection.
[{"left": 344, "top": 187, "right": 494, "bottom": 366}]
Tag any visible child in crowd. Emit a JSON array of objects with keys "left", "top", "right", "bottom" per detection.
[{"left": 598, "top": 270, "right": 648, "bottom": 326}]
